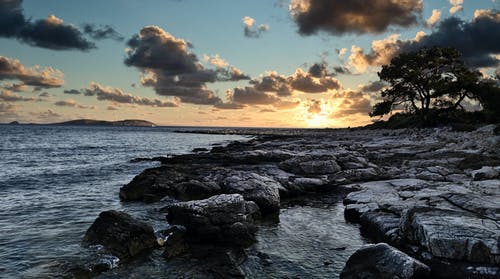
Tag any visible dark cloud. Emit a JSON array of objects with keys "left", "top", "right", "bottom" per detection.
[
  {"left": 73, "top": 82, "right": 179, "bottom": 108},
  {"left": 38, "top": 92, "right": 51, "bottom": 98},
  {"left": 360, "top": 81, "right": 386, "bottom": 93},
  {"left": 308, "top": 63, "right": 328, "bottom": 78},
  {"left": 332, "top": 66, "right": 352, "bottom": 75},
  {"left": 125, "top": 26, "right": 249, "bottom": 105},
  {"left": 63, "top": 89, "right": 81, "bottom": 95},
  {"left": 290, "top": 68, "right": 341, "bottom": 93},
  {"left": 290, "top": 0, "right": 422, "bottom": 35},
  {"left": 231, "top": 86, "right": 281, "bottom": 105},
  {"left": 0, "top": 0, "right": 120, "bottom": 51},
  {"left": 83, "top": 24, "right": 124, "bottom": 41},
  {"left": 350, "top": 11, "right": 500, "bottom": 70},
  {"left": 0, "top": 55, "right": 64, "bottom": 88},
  {"left": 107, "top": 105, "right": 118, "bottom": 111},
  {"left": 54, "top": 99, "right": 94, "bottom": 109},
  {"left": 248, "top": 65, "right": 341, "bottom": 96},
  {"left": 242, "top": 16, "right": 269, "bottom": 38},
  {"left": 249, "top": 72, "right": 292, "bottom": 96},
  {"left": 19, "top": 15, "right": 95, "bottom": 50},
  {"left": 223, "top": 86, "right": 300, "bottom": 110},
  {"left": 404, "top": 13, "right": 500, "bottom": 67}
]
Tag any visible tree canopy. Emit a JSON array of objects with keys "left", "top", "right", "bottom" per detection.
[{"left": 370, "top": 47, "right": 485, "bottom": 118}]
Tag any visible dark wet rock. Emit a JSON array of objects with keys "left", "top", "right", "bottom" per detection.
[
  {"left": 83, "top": 210, "right": 156, "bottom": 259},
  {"left": 444, "top": 192, "right": 500, "bottom": 220},
  {"left": 279, "top": 155, "right": 341, "bottom": 175},
  {"left": 458, "top": 154, "right": 500, "bottom": 170},
  {"left": 471, "top": 166, "right": 500, "bottom": 180},
  {"left": 400, "top": 207, "right": 500, "bottom": 265},
  {"left": 162, "top": 227, "right": 189, "bottom": 259},
  {"left": 221, "top": 171, "right": 281, "bottom": 214},
  {"left": 129, "top": 156, "right": 169, "bottom": 164},
  {"left": 340, "top": 243, "right": 430, "bottom": 279},
  {"left": 359, "top": 211, "right": 402, "bottom": 245},
  {"left": 192, "top": 147, "right": 209, "bottom": 152},
  {"left": 166, "top": 194, "right": 260, "bottom": 247},
  {"left": 119, "top": 166, "right": 219, "bottom": 202}
]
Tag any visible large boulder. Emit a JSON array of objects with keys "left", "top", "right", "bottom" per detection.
[
  {"left": 222, "top": 171, "right": 281, "bottom": 214},
  {"left": 166, "top": 194, "right": 260, "bottom": 247},
  {"left": 83, "top": 210, "right": 157, "bottom": 259},
  {"left": 340, "top": 243, "right": 430, "bottom": 279},
  {"left": 400, "top": 207, "right": 500, "bottom": 265}
]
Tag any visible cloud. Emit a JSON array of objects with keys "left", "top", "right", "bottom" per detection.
[
  {"left": 107, "top": 105, "right": 118, "bottom": 110},
  {"left": 18, "top": 15, "right": 95, "bottom": 50},
  {"left": 38, "top": 91, "right": 51, "bottom": 98},
  {"left": 242, "top": 16, "right": 269, "bottom": 38},
  {"left": 125, "top": 26, "right": 249, "bottom": 105},
  {"left": 307, "top": 99, "right": 322, "bottom": 113},
  {"left": 348, "top": 12, "right": 500, "bottom": 71},
  {"left": 0, "top": 103, "right": 21, "bottom": 120},
  {"left": 289, "top": 0, "right": 422, "bottom": 35},
  {"left": 0, "top": 55, "right": 64, "bottom": 88},
  {"left": 0, "top": 0, "right": 121, "bottom": 51},
  {"left": 83, "top": 24, "right": 124, "bottom": 41},
  {"left": 54, "top": 99, "right": 94, "bottom": 109},
  {"left": 2, "top": 82, "right": 28, "bottom": 92},
  {"left": 330, "top": 90, "right": 373, "bottom": 118},
  {"left": 449, "top": 0, "right": 463, "bottom": 14},
  {"left": 203, "top": 54, "right": 250, "bottom": 81},
  {"left": 249, "top": 71, "right": 292, "bottom": 96},
  {"left": 426, "top": 9, "right": 442, "bottom": 27},
  {"left": 63, "top": 89, "right": 81, "bottom": 94},
  {"left": 224, "top": 86, "right": 300, "bottom": 110},
  {"left": 249, "top": 63, "right": 342, "bottom": 96},
  {"left": 359, "top": 80, "right": 387, "bottom": 93},
  {"left": 290, "top": 67, "right": 341, "bottom": 93},
  {"left": 69, "top": 82, "right": 180, "bottom": 108},
  {"left": 348, "top": 33, "right": 408, "bottom": 73},
  {"left": 0, "top": 90, "right": 41, "bottom": 102},
  {"left": 32, "top": 109, "right": 62, "bottom": 122}
]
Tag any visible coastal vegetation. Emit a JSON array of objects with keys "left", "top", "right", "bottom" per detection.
[{"left": 369, "top": 47, "right": 500, "bottom": 129}]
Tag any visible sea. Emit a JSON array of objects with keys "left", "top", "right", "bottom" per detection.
[{"left": 0, "top": 124, "right": 365, "bottom": 278}]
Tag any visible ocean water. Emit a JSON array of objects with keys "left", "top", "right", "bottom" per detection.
[
  {"left": 0, "top": 124, "right": 249, "bottom": 278},
  {"left": 0, "top": 124, "right": 366, "bottom": 278}
]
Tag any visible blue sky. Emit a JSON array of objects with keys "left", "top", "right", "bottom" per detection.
[{"left": 1, "top": 0, "right": 499, "bottom": 127}]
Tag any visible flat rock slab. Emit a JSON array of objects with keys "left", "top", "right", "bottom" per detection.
[
  {"left": 401, "top": 207, "right": 500, "bottom": 265},
  {"left": 340, "top": 243, "right": 430, "bottom": 279},
  {"left": 83, "top": 210, "right": 156, "bottom": 259}
]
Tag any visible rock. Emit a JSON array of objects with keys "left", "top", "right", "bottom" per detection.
[
  {"left": 471, "top": 166, "right": 499, "bottom": 180},
  {"left": 162, "top": 227, "right": 189, "bottom": 259},
  {"left": 416, "top": 171, "right": 445, "bottom": 181},
  {"left": 279, "top": 155, "right": 341, "bottom": 175},
  {"left": 83, "top": 210, "right": 156, "bottom": 259},
  {"left": 166, "top": 194, "right": 260, "bottom": 247},
  {"left": 192, "top": 147, "right": 209, "bottom": 152},
  {"left": 222, "top": 171, "right": 281, "bottom": 214},
  {"left": 400, "top": 207, "right": 500, "bottom": 265},
  {"left": 340, "top": 243, "right": 430, "bottom": 279},
  {"left": 120, "top": 166, "right": 220, "bottom": 202}
]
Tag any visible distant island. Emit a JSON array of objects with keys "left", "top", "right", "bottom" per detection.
[{"left": 53, "top": 119, "right": 157, "bottom": 127}]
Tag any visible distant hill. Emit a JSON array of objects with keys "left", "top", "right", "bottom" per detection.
[{"left": 54, "top": 119, "right": 157, "bottom": 127}]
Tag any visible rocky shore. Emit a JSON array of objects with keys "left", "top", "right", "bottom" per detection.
[{"left": 82, "top": 125, "right": 499, "bottom": 278}]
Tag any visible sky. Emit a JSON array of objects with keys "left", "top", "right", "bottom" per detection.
[{"left": 0, "top": 0, "right": 499, "bottom": 127}]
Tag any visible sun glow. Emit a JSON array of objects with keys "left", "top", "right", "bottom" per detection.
[{"left": 305, "top": 113, "right": 330, "bottom": 127}]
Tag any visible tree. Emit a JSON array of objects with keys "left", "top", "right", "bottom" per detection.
[{"left": 370, "top": 47, "right": 483, "bottom": 117}]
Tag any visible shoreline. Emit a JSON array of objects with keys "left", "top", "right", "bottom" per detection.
[{"left": 83, "top": 126, "right": 500, "bottom": 278}]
